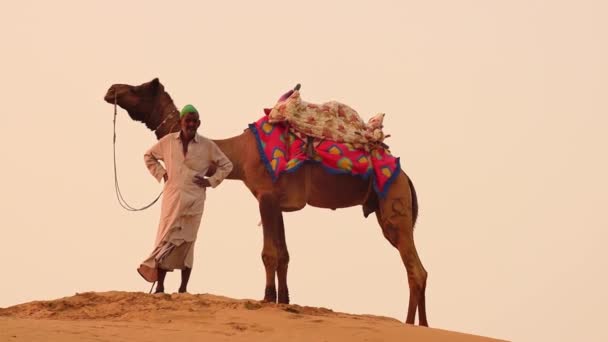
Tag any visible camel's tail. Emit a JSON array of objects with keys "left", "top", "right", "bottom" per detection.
[{"left": 407, "top": 175, "right": 419, "bottom": 227}]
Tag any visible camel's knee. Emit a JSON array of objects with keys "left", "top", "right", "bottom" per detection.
[
  {"left": 278, "top": 251, "right": 290, "bottom": 266},
  {"left": 421, "top": 269, "right": 428, "bottom": 286},
  {"left": 407, "top": 267, "right": 427, "bottom": 292},
  {"left": 262, "top": 252, "right": 278, "bottom": 269}
]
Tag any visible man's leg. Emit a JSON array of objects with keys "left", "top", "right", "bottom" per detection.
[
  {"left": 155, "top": 268, "right": 167, "bottom": 293},
  {"left": 179, "top": 268, "right": 192, "bottom": 293}
]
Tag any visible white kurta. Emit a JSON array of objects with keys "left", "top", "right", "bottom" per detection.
[{"left": 137, "top": 132, "right": 233, "bottom": 282}]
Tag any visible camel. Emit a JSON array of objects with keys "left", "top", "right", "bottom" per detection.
[{"left": 103, "top": 78, "right": 429, "bottom": 326}]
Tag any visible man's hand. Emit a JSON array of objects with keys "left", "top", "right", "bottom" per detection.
[
  {"left": 163, "top": 173, "right": 168, "bottom": 182},
  {"left": 193, "top": 175, "right": 211, "bottom": 188},
  {"left": 205, "top": 163, "right": 217, "bottom": 177}
]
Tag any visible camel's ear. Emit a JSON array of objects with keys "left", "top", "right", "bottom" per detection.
[{"left": 151, "top": 78, "right": 160, "bottom": 86}]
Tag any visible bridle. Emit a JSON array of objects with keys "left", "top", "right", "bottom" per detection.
[{"left": 112, "top": 92, "right": 175, "bottom": 211}]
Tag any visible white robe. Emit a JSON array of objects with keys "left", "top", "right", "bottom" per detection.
[{"left": 137, "top": 132, "right": 233, "bottom": 282}]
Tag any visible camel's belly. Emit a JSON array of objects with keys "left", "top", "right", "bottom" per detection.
[{"left": 276, "top": 164, "right": 370, "bottom": 211}]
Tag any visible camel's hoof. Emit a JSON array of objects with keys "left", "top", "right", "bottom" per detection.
[
  {"left": 263, "top": 286, "right": 277, "bottom": 303},
  {"left": 278, "top": 288, "right": 290, "bottom": 304}
]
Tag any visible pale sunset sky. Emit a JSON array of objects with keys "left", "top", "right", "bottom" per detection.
[{"left": 1, "top": 1, "right": 607, "bottom": 341}]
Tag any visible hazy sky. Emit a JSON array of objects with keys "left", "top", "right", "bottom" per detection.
[{"left": 1, "top": 1, "right": 606, "bottom": 341}]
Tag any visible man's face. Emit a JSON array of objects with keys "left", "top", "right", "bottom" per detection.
[{"left": 180, "top": 112, "right": 200, "bottom": 139}]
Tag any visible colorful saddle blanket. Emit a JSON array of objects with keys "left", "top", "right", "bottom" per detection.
[{"left": 248, "top": 116, "right": 400, "bottom": 198}]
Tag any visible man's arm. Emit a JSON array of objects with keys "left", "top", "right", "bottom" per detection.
[
  {"left": 207, "top": 142, "right": 233, "bottom": 188},
  {"left": 144, "top": 139, "right": 167, "bottom": 183}
]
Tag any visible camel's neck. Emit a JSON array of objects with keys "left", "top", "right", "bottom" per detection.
[
  {"left": 212, "top": 133, "right": 248, "bottom": 181},
  {"left": 154, "top": 92, "right": 180, "bottom": 138}
]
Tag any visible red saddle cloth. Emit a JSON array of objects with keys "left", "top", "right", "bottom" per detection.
[{"left": 248, "top": 116, "right": 400, "bottom": 198}]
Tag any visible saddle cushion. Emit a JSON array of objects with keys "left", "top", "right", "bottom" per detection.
[{"left": 266, "top": 90, "right": 387, "bottom": 150}]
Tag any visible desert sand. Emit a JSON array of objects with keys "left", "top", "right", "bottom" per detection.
[{"left": 0, "top": 291, "right": 505, "bottom": 341}]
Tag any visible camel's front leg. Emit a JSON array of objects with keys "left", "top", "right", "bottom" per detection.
[
  {"left": 258, "top": 193, "right": 282, "bottom": 303},
  {"left": 275, "top": 213, "right": 290, "bottom": 304}
]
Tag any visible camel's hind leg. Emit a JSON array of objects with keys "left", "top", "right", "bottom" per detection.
[{"left": 375, "top": 173, "right": 428, "bottom": 326}]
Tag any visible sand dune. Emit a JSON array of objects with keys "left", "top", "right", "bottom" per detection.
[{"left": 0, "top": 291, "right": 505, "bottom": 341}]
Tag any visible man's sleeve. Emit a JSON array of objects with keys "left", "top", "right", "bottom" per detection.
[
  {"left": 144, "top": 138, "right": 167, "bottom": 183},
  {"left": 207, "top": 142, "right": 233, "bottom": 188}
]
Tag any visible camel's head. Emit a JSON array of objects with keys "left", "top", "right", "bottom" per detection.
[
  {"left": 367, "top": 113, "right": 385, "bottom": 129},
  {"left": 104, "top": 78, "right": 164, "bottom": 121},
  {"left": 104, "top": 78, "right": 177, "bottom": 137}
]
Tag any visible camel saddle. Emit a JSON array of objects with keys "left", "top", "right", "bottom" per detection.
[{"left": 265, "top": 90, "right": 388, "bottom": 153}]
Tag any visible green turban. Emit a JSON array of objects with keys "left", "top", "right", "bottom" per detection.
[{"left": 180, "top": 104, "right": 198, "bottom": 118}]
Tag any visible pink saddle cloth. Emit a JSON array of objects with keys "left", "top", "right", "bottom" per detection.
[{"left": 248, "top": 115, "right": 400, "bottom": 198}]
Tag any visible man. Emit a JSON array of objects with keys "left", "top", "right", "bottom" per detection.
[{"left": 138, "top": 104, "right": 233, "bottom": 294}]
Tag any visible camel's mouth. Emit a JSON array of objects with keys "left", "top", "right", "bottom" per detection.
[
  {"left": 104, "top": 84, "right": 130, "bottom": 104},
  {"left": 104, "top": 87, "right": 116, "bottom": 104},
  {"left": 104, "top": 93, "right": 114, "bottom": 103}
]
